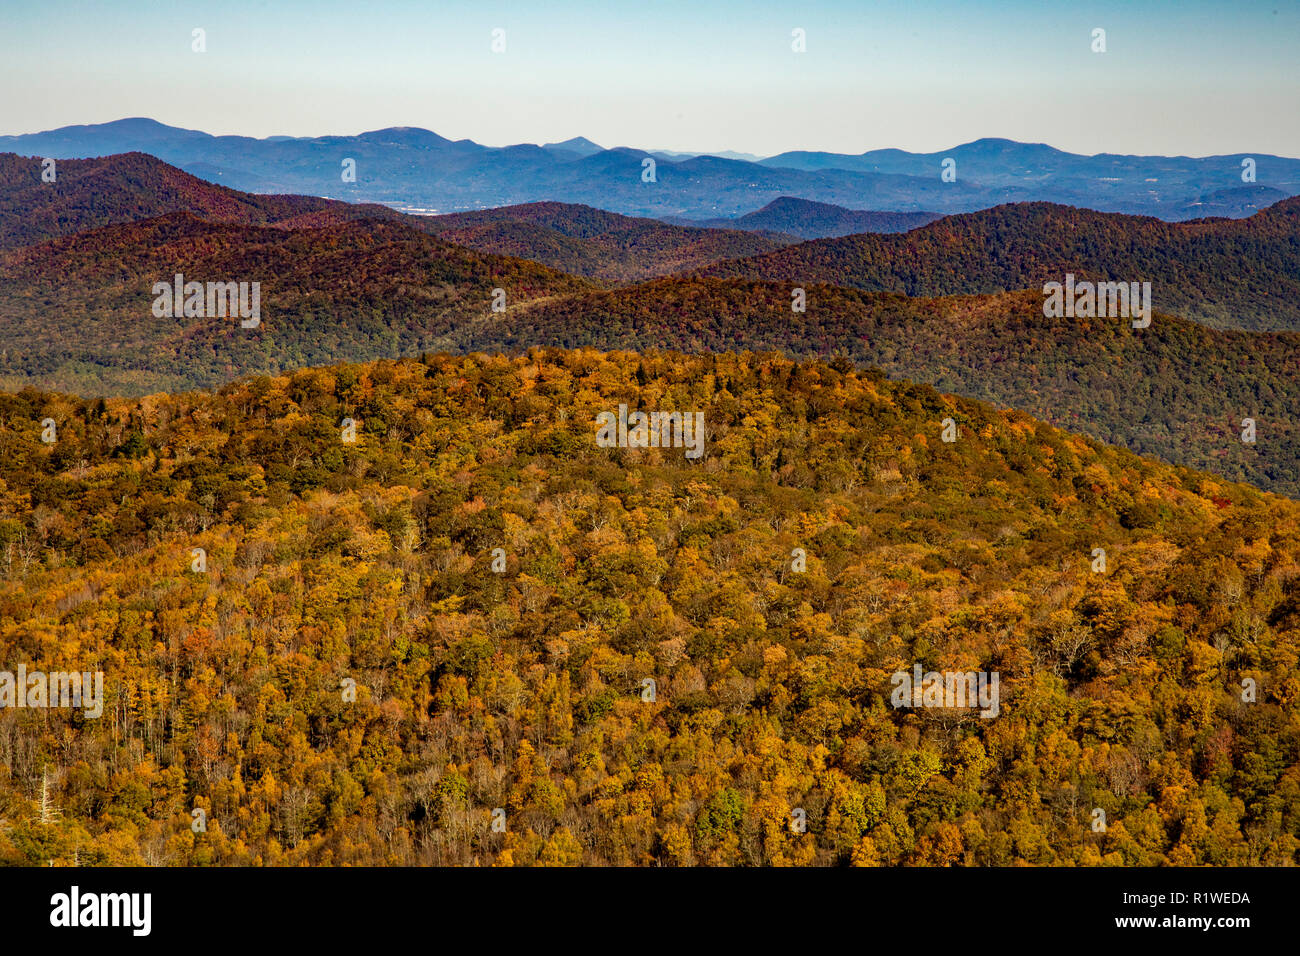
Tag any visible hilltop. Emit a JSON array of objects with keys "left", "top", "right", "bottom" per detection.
[
  {"left": 421, "top": 201, "right": 796, "bottom": 281},
  {"left": 0, "top": 151, "right": 404, "bottom": 250},
  {"left": 669, "top": 197, "right": 941, "bottom": 239},
  {"left": 450, "top": 279, "right": 1300, "bottom": 497}
]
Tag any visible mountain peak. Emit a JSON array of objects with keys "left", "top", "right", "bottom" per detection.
[
  {"left": 730, "top": 196, "right": 942, "bottom": 238},
  {"left": 950, "top": 137, "right": 1067, "bottom": 157},
  {"left": 101, "top": 117, "right": 177, "bottom": 130},
  {"left": 543, "top": 136, "right": 604, "bottom": 157},
  {"left": 355, "top": 127, "right": 452, "bottom": 148}
]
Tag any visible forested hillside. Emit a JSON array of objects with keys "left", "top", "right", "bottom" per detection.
[
  {"left": 699, "top": 199, "right": 1300, "bottom": 330},
  {"left": 1, "top": 350, "right": 1297, "bottom": 866},
  {"left": 451, "top": 280, "right": 1300, "bottom": 497},
  {"left": 422, "top": 201, "right": 795, "bottom": 282},
  {"left": 0, "top": 213, "right": 590, "bottom": 396}
]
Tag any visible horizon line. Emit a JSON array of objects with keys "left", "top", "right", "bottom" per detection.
[{"left": 4, "top": 117, "right": 1298, "bottom": 164}]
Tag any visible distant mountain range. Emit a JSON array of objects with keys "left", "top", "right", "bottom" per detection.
[
  {"left": 542, "top": 137, "right": 765, "bottom": 164},
  {"left": 3, "top": 118, "right": 1297, "bottom": 221}
]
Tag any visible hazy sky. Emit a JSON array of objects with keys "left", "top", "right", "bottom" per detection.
[{"left": 2, "top": 0, "right": 1297, "bottom": 157}]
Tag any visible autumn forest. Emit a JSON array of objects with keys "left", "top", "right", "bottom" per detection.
[{"left": 2, "top": 349, "right": 1298, "bottom": 866}]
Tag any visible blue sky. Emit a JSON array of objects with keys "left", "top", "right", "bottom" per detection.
[{"left": 1, "top": 0, "right": 1296, "bottom": 156}]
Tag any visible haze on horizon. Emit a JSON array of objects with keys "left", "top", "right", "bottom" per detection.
[{"left": 1, "top": 0, "right": 1297, "bottom": 159}]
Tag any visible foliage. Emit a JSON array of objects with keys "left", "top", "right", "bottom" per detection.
[{"left": 1, "top": 349, "right": 1298, "bottom": 867}]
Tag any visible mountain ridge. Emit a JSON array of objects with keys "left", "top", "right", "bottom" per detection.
[
  {"left": 6, "top": 119, "right": 1297, "bottom": 221},
  {"left": 698, "top": 197, "right": 1300, "bottom": 330}
]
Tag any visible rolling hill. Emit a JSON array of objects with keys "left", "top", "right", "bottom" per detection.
[
  {"left": 0, "top": 151, "right": 406, "bottom": 251},
  {"left": 0, "top": 212, "right": 591, "bottom": 395},
  {"left": 444, "top": 279, "right": 1300, "bottom": 497},
  {"left": 699, "top": 199, "right": 1300, "bottom": 331},
  {"left": 3, "top": 155, "right": 1299, "bottom": 499},
  {"left": 4, "top": 193, "right": 1300, "bottom": 497},
  {"left": 0, "top": 152, "right": 798, "bottom": 284},
  {"left": 666, "top": 197, "right": 941, "bottom": 238},
  {"left": 420, "top": 201, "right": 796, "bottom": 281}
]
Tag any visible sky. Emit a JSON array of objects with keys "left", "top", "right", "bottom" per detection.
[{"left": 1, "top": 0, "right": 1297, "bottom": 158}]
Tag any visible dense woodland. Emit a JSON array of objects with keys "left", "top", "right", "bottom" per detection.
[{"left": 1, "top": 349, "right": 1298, "bottom": 866}]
